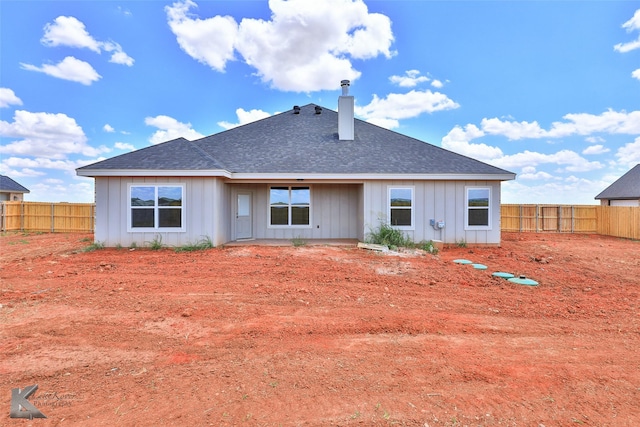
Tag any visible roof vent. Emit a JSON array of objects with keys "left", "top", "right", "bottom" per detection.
[
  {"left": 315, "top": 106, "right": 322, "bottom": 114},
  {"left": 341, "top": 80, "right": 350, "bottom": 95},
  {"left": 293, "top": 105, "right": 300, "bottom": 114}
]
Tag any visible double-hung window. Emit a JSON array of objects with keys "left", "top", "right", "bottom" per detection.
[
  {"left": 388, "top": 187, "right": 414, "bottom": 229},
  {"left": 129, "top": 184, "right": 184, "bottom": 231},
  {"left": 465, "top": 187, "right": 491, "bottom": 229},
  {"left": 269, "top": 186, "right": 310, "bottom": 227}
]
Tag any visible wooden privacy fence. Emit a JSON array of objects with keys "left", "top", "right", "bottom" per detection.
[
  {"left": 0, "top": 201, "right": 95, "bottom": 233},
  {"left": 501, "top": 204, "right": 640, "bottom": 240},
  {"left": 1, "top": 202, "right": 638, "bottom": 239}
]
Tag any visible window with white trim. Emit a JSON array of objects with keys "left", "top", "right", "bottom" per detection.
[
  {"left": 129, "top": 184, "right": 184, "bottom": 231},
  {"left": 465, "top": 187, "right": 491, "bottom": 229},
  {"left": 269, "top": 186, "right": 310, "bottom": 227},
  {"left": 388, "top": 187, "right": 414, "bottom": 229}
]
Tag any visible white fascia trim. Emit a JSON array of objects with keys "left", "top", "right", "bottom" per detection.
[
  {"left": 76, "top": 169, "right": 231, "bottom": 178},
  {"left": 76, "top": 170, "right": 516, "bottom": 181},
  {"left": 228, "top": 173, "right": 516, "bottom": 181}
]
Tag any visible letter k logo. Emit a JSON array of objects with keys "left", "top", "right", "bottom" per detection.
[{"left": 10, "top": 384, "right": 47, "bottom": 419}]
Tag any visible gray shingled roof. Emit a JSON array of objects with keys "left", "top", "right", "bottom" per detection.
[
  {"left": 78, "top": 104, "right": 514, "bottom": 177},
  {"left": 0, "top": 175, "right": 30, "bottom": 193},
  {"left": 595, "top": 164, "right": 640, "bottom": 200}
]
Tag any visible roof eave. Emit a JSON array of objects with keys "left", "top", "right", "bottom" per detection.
[
  {"left": 76, "top": 169, "right": 232, "bottom": 178},
  {"left": 228, "top": 172, "right": 517, "bottom": 181},
  {"left": 75, "top": 170, "right": 515, "bottom": 181}
]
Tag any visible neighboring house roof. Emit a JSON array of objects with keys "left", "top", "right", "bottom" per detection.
[
  {"left": 77, "top": 104, "right": 515, "bottom": 180},
  {"left": 0, "top": 175, "right": 30, "bottom": 193},
  {"left": 595, "top": 164, "right": 640, "bottom": 200}
]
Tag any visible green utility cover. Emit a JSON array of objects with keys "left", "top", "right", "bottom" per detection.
[
  {"left": 453, "top": 259, "right": 472, "bottom": 264},
  {"left": 492, "top": 272, "right": 515, "bottom": 279},
  {"left": 472, "top": 264, "right": 487, "bottom": 270},
  {"left": 508, "top": 277, "right": 539, "bottom": 286}
]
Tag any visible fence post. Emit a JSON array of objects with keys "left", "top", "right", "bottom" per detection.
[
  {"left": 51, "top": 203, "right": 55, "bottom": 233},
  {"left": 20, "top": 202, "right": 24, "bottom": 231},
  {"left": 519, "top": 205, "right": 522, "bottom": 232}
]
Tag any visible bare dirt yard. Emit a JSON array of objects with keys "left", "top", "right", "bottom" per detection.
[{"left": 1, "top": 232, "right": 639, "bottom": 426}]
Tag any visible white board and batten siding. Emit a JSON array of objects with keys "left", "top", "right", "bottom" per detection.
[
  {"left": 95, "top": 177, "right": 502, "bottom": 246},
  {"left": 95, "top": 177, "right": 229, "bottom": 247},
  {"left": 362, "top": 180, "right": 503, "bottom": 245},
  {"left": 95, "top": 178, "right": 362, "bottom": 246},
  {"left": 608, "top": 199, "right": 640, "bottom": 207},
  {"left": 231, "top": 183, "right": 362, "bottom": 240}
]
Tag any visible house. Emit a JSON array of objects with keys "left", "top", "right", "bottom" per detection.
[
  {"left": 0, "top": 175, "right": 30, "bottom": 201},
  {"left": 595, "top": 164, "right": 640, "bottom": 207},
  {"left": 77, "top": 81, "right": 515, "bottom": 247}
]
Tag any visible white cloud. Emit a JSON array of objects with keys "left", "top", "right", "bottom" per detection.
[
  {"left": 40, "top": 16, "right": 134, "bottom": 66},
  {"left": 114, "top": 142, "right": 135, "bottom": 151},
  {"left": 41, "top": 15, "right": 101, "bottom": 52},
  {"left": 166, "top": 0, "right": 238, "bottom": 72},
  {"left": 501, "top": 177, "right": 605, "bottom": 205},
  {"left": 614, "top": 37, "right": 640, "bottom": 53},
  {"left": 614, "top": 9, "right": 640, "bottom": 53},
  {"left": 0, "top": 88, "right": 23, "bottom": 108},
  {"left": 26, "top": 179, "right": 95, "bottom": 203},
  {"left": 451, "top": 110, "right": 640, "bottom": 144},
  {"left": 118, "top": 6, "right": 132, "bottom": 17},
  {"left": 582, "top": 144, "right": 610, "bottom": 155},
  {"left": 632, "top": 69, "right": 640, "bottom": 80},
  {"left": 0, "top": 165, "right": 46, "bottom": 178},
  {"left": 354, "top": 90, "right": 459, "bottom": 129},
  {"left": 615, "top": 137, "right": 640, "bottom": 167},
  {"left": 441, "top": 124, "right": 504, "bottom": 162},
  {"left": 103, "top": 124, "right": 115, "bottom": 133},
  {"left": 585, "top": 136, "right": 605, "bottom": 143},
  {"left": 431, "top": 79, "right": 443, "bottom": 89},
  {"left": 217, "top": 108, "right": 271, "bottom": 130},
  {"left": 20, "top": 56, "right": 102, "bottom": 85},
  {"left": 491, "top": 149, "right": 603, "bottom": 173},
  {"left": 0, "top": 110, "right": 107, "bottom": 158},
  {"left": 2, "top": 156, "right": 90, "bottom": 174},
  {"left": 481, "top": 118, "right": 547, "bottom": 140},
  {"left": 622, "top": 9, "right": 640, "bottom": 32},
  {"left": 165, "top": 0, "right": 394, "bottom": 92},
  {"left": 105, "top": 46, "right": 135, "bottom": 66},
  {"left": 518, "top": 169, "right": 555, "bottom": 181},
  {"left": 145, "top": 115, "right": 205, "bottom": 144},
  {"left": 389, "top": 70, "right": 429, "bottom": 88},
  {"left": 548, "top": 109, "right": 640, "bottom": 136}
]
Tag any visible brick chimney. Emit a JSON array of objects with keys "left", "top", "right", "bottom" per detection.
[{"left": 338, "top": 80, "right": 354, "bottom": 141}]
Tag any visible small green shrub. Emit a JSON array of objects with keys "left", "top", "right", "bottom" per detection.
[
  {"left": 175, "top": 236, "right": 214, "bottom": 252},
  {"left": 148, "top": 235, "right": 163, "bottom": 250},
  {"left": 456, "top": 239, "right": 467, "bottom": 248},
  {"left": 291, "top": 236, "right": 307, "bottom": 247},
  {"left": 367, "top": 222, "right": 413, "bottom": 248},
  {"left": 82, "top": 241, "right": 105, "bottom": 252},
  {"left": 421, "top": 240, "right": 439, "bottom": 254},
  {"left": 129, "top": 242, "right": 137, "bottom": 249}
]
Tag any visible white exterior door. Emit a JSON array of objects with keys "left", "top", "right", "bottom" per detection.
[{"left": 236, "top": 192, "right": 252, "bottom": 239}]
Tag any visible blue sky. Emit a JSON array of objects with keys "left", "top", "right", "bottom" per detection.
[{"left": 1, "top": 0, "right": 639, "bottom": 204}]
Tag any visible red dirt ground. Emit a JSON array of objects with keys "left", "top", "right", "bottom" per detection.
[{"left": 1, "top": 232, "right": 639, "bottom": 426}]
